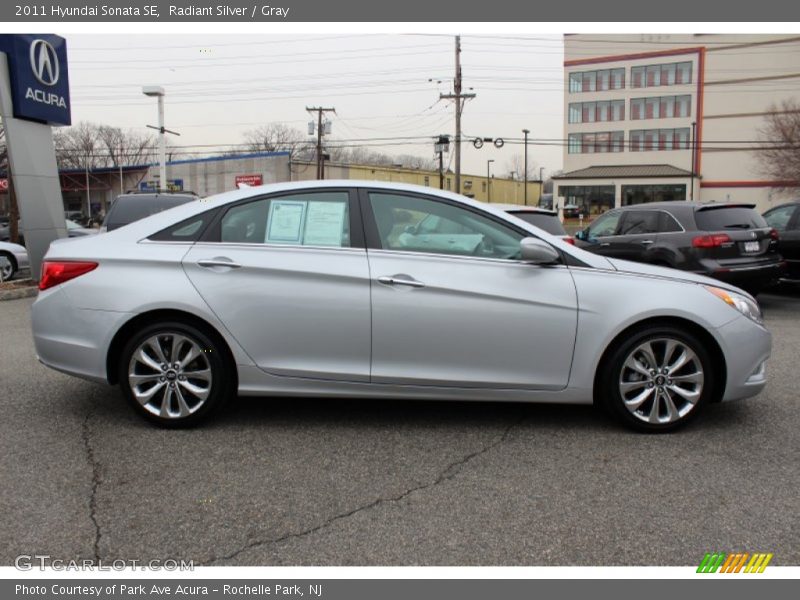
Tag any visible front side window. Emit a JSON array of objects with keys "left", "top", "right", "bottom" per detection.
[
  {"left": 219, "top": 192, "right": 350, "bottom": 247},
  {"left": 368, "top": 193, "right": 525, "bottom": 260},
  {"left": 588, "top": 211, "right": 622, "bottom": 237}
]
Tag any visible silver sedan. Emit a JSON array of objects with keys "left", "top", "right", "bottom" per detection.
[
  {"left": 31, "top": 181, "right": 771, "bottom": 432},
  {"left": 0, "top": 241, "right": 30, "bottom": 281}
]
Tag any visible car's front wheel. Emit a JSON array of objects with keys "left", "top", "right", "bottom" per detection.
[
  {"left": 118, "top": 321, "right": 232, "bottom": 427},
  {"left": 600, "top": 325, "right": 715, "bottom": 432}
]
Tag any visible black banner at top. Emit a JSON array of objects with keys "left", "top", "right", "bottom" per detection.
[{"left": 3, "top": 0, "right": 800, "bottom": 22}]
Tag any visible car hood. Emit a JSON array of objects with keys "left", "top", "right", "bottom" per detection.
[{"left": 606, "top": 258, "right": 748, "bottom": 294}]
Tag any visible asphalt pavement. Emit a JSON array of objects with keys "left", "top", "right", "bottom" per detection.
[{"left": 0, "top": 291, "right": 797, "bottom": 566}]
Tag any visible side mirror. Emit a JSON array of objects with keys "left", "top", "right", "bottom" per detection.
[
  {"left": 520, "top": 237, "right": 560, "bottom": 265},
  {"left": 574, "top": 229, "right": 586, "bottom": 241}
]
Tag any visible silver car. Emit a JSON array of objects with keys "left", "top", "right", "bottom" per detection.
[
  {"left": 0, "top": 241, "right": 30, "bottom": 280},
  {"left": 31, "top": 181, "right": 771, "bottom": 432}
]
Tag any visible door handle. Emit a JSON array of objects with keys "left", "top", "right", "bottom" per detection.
[
  {"left": 639, "top": 240, "right": 655, "bottom": 245},
  {"left": 197, "top": 258, "right": 242, "bottom": 269},
  {"left": 599, "top": 242, "right": 610, "bottom": 247},
  {"left": 377, "top": 275, "right": 425, "bottom": 288}
]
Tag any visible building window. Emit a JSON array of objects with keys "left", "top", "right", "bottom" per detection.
[
  {"left": 558, "top": 185, "right": 616, "bottom": 217},
  {"left": 568, "top": 100, "right": 625, "bottom": 124},
  {"left": 568, "top": 131, "right": 624, "bottom": 154},
  {"left": 568, "top": 134, "right": 582, "bottom": 154},
  {"left": 631, "top": 61, "right": 693, "bottom": 89},
  {"left": 622, "top": 185, "right": 687, "bottom": 205},
  {"left": 568, "top": 68, "right": 625, "bottom": 94},
  {"left": 629, "top": 128, "right": 691, "bottom": 151},
  {"left": 630, "top": 95, "right": 692, "bottom": 121}
]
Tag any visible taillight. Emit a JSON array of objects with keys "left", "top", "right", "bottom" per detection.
[
  {"left": 39, "top": 261, "right": 98, "bottom": 291},
  {"left": 562, "top": 236, "right": 575, "bottom": 245},
  {"left": 692, "top": 234, "right": 731, "bottom": 248},
  {"left": 769, "top": 228, "right": 779, "bottom": 241}
]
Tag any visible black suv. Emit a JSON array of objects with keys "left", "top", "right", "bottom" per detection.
[
  {"left": 102, "top": 192, "right": 198, "bottom": 232},
  {"left": 763, "top": 201, "right": 800, "bottom": 282},
  {"left": 574, "top": 202, "right": 784, "bottom": 294}
]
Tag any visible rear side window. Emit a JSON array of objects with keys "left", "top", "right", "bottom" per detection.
[
  {"left": 149, "top": 210, "right": 217, "bottom": 242},
  {"left": 219, "top": 192, "right": 351, "bottom": 247},
  {"left": 620, "top": 210, "right": 660, "bottom": 234},
  {"left": 695, "top": 207, "right": 768, "bottom": 231},
  {"left": 508, "top": 212, "right": 567, "bottom": 236},
  {"left": 106, "top": 195, "right": 196, "bottom": 227},
  {"left": 658, "top": 211, "right": 683, "bottom": 233}
]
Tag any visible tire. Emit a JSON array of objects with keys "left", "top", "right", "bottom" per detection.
[
  {"left": 599, "top": 325, "right": 715, "bottom": 433},
  {"left": 0, "top": 252, "right": 17, "bottom": 281},
  {"left": 118, "top": 320, "right": 233, "bottom": 427}
]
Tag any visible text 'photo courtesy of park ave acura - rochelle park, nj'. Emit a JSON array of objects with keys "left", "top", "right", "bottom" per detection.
[{"left": 0, "top": 15, "right": 798, "bottom": 594}]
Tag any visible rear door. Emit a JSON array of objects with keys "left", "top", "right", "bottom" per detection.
[
  {"left": 764, "top": 204, "right": 800, "bottom": 279},
  {"left": 182, "top": 188, "right": 371, "bottom": 382},
  {"left": 609, "top": 209, "right": 660, "bottom": 262},
  {"left": 693, "top": 205, "right": 779, "bottom": 268}
]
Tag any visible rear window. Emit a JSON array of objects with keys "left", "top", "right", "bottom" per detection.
[
  {"left": 508, "top": 212, "right": 567, "bottom": 236},
  {"left": 106, "top": 195, "right": 196, "bottom": 227},
  {"left": 694, "top": 207, "right": 768, "bottom": 231}
]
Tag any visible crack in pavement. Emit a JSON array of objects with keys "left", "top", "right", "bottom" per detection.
[
  {"left": 207, "top": 414, "right": 525, "bottom": 565},
  {"left": 81, "top": 411, "right": 103, "bottom": 562}
]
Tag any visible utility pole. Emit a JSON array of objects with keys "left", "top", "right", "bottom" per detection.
[
  {"left": 434, "top": 134, "right": 449, "bottom": 190},
  {"left": 690, "top": 121, "right": 697, "bottom": 201},
  {"left": 522, "top": 128, "right": 530, "bottom": 205},
  {"left": 307, "top": 106, "right": 336, "bottom": 180},
  {"left": 440, "top": 36, "right": 475, "bottom": 195},
  {"left": 487, "top": 159, "right": 494, "bottom": 202}
]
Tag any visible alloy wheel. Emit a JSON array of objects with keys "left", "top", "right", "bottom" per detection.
[{"left": 127, "top": 333, "right": 212, "bottom": 419}]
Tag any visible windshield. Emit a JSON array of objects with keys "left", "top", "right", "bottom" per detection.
[
  {"left": 508, "top": 212, "right": 567, "bottom": 236},
  {"left": 106, "top": 195, "right": 195, "bottom": 227}
]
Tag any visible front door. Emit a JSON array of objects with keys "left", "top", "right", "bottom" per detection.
[{"left": 363, "top": 190, "right": 578, "bottom": 390}]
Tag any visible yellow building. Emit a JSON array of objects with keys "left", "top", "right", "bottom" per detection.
[{"left": 290, "top": 160, "right": 543, "bottom": 206}]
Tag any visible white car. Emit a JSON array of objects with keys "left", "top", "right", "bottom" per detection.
[{"left": 0, "top": 241, "right": 29, "bottom": 281}]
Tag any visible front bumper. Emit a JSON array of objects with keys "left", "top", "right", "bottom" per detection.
[{"left": 717, "top": 314, "right": 771, "bottom": 402}]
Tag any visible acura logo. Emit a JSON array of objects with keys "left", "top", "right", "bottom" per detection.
[{"left": 29, "top": 39, "right": 59, "bottom": 86}]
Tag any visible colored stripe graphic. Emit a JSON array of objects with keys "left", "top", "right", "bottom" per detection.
[
  {"left": 697, "top": 552, "right": 726, "bottom": 573},
  {"left": 698, "top": 552, "right": 773, "bottom": 573}
]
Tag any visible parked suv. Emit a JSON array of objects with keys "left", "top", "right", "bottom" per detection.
[
  {"left": 102, "top": 192, "right": 198, "bottom": 232},
  {"left": 493, "top": 204, "right": 574, "bottom": 244},
  {"left": 574, "top": 202, "right": 783, "bottom": 294},
  {"left": 763, "top": 201, "right": 800, "bottom": 282}
]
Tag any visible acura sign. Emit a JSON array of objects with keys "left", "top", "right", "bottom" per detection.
[{"left": 0, "top": 34, "right": 71, "bottom": 125}]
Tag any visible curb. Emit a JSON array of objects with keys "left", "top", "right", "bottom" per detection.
[{"left": 0, "top": 280, "right": 38, "bottom": 302}]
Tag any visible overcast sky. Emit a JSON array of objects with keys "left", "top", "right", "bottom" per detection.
[{"left": 65, "top": 33, "right": 565, "bottom": 178}]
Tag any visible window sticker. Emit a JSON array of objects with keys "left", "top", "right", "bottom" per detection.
[
  {"left": 266, "top": 200, "right": 306, "bottom": 244},
  {"left": 304, "top": 201, "right": 347, "bottom": 247}
]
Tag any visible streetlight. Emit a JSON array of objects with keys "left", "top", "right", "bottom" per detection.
[
  {"left": 522, "top": 128, "right": 530, "bottom": 205},
  {"left": 690, "top": 121, "right": 697, "bottom": 202},
  {"left": 143, "top": 86, "right": 180, "bottom": 193},
  {"left": 487, "top": 159, "right": 495, "bottom": 203}
]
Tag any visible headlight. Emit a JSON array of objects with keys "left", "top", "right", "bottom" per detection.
[{"left": 705, "top": 286, "right": 763, "bottom": 325}]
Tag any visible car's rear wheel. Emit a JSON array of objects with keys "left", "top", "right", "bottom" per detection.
[
  {"left": 118, "top": 321, "right": 232, "bottom": 427},
  {"left": 0, "top": 252, "right": 17, "bottom": 281},
  {"left": 600, "top": 326, "right": 714, "bottom": 432}
]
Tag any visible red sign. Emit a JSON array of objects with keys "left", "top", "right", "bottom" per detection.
[
  {"left": 0, "top": 178, "right": 8, "bottom": 192},
  {"left": 235, "top": 174, "right": 263, "bottom": 187}
]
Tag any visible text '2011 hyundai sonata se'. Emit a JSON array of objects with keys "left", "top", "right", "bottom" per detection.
[{"left": 31, "top": 181, "right": 771, "bottom": 432}]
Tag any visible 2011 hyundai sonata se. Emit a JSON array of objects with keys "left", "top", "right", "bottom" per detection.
[{"left": 31, "top": 181, "right": 771, "bottom": 432}]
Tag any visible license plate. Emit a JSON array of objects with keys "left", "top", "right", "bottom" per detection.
[{"left": 744, "top": 241, "right": 760, "bottom": 253}]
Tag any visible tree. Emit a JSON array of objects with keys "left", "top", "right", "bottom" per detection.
[
  {"left": 241, "top": 123, "right": 310, "bottom": 159},
  {"left": 505, "top": 153, "right": 539, "bottom": 182},
  {"left": 53, "top": 122, "right": 158, "bottom": 169},
  {"left": 757, "top": 100, "right": 800, "bottom": 184}
]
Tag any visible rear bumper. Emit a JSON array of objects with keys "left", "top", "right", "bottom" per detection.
[
  {"left": 697, "top": 259, "right": 785, "bottom": 289},
  {"left": 716, "top": 315, "right": 771, "bottom": 402},
  {"left": 31, "top": 286, "right": 131, "bottom": 384}
]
